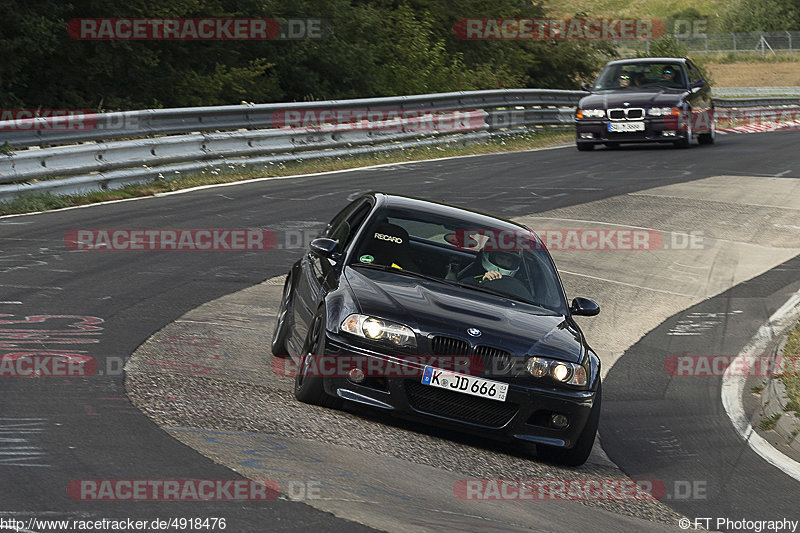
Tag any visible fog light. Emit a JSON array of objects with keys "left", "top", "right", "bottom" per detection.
[
  {"left": 551, "top": 414, "right": 569, "bottom": 429},
  {"left": 579, "top": 133, "right": 594, "bottom": 139},
  {"left": 348, "top": 368, "right": 365, "bottom": 383},
  {"left": 661, "top": 130, "right": 677, "bottom": 137}
]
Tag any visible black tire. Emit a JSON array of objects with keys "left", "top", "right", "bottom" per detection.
[
  {"left": 270, "top": 276, "right": 293, "bottom": 357},
  {"left": 294, "top": 311, "right": 341, "bottom": 408},
  {"left": 698, "top": 118, "right": 715, "bottom": 145},
  {"left": 576, "top": 143, "right": 594, "bottom": 151},
  {"left": 537, "top": 381, "right": 602, "bottom": 467}
]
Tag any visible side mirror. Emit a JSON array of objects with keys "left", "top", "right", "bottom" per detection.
[
  {"left": 570, "top": 297, "right": 600, "bottom": 317},
  {"left": 309, "top": 238, "right": 341, "bottom": 261},
  {"left": 691, "top": 79, "right": 706, "bottom": 88},
  {"left": 581, "top": 83, "right": 592, "bottom": 92}
]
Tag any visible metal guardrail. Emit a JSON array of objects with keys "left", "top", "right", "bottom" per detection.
[
  {"left": 714, "top": 87, "right": 800, "bottom": 98},
  {"left": 0, "top": 89, "right": 796, "bottom": 202},
  {"left": 0, "top": 89, "right": 583, "bottom": 201},
  {"left": 0, "top": 89, "right": 582, "bottom": 149},
  {"left": 714, "top": 97, "right": 800, "bottom": 108}
]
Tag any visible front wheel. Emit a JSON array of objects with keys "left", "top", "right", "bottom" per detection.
[
  {"left": 294, "top": 311, "right": 340, "bottom": 409},
  {"left": 576, "top": 143, "right": 594, "bottom": 151},
  {"left": 537, "top": 381, "right": 601, "bottom": 466},
  {"left": 270, "top": 276, "right": 293, "bottom": 357},
  {"left": 674, "top": 110, "right": 693, "bottom": 148},
  {"left": 698, "top": 114, "right": 715, "bottom": 145}
]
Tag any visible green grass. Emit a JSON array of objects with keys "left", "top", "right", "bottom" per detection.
[
  {"left": 0, "top": 130, "right": 573, "bottom": 216},
  {"left": 781, "top": 323, "right": 800, "bottom": 418},
  {"left": 758, "top": 412, "right": 782, "bottom": 431},
  {"left": 698, "top": 52, "right": 800, "bottom": 64},
  {"left": 545, "top": 0, "right": 723, "bottom": 19}
]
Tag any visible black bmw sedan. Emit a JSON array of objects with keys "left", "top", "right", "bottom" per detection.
[
  {"left": 575, "top": 57, "right": 715, "bottom": 150},
  {"left": 271, "top": 193, "right": 602, "bottom": 465}
]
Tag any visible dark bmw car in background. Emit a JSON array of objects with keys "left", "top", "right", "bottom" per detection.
[
  {"left": 271, "top": 192, "right": 602, "bottom": 466},
  {"left": 575, "top": 57, "right": 715, "bottom": 150}
]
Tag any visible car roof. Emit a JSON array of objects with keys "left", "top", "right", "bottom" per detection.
[
  {"left": 367, "top": 192, "right": 529, "bottom": 232},
  {"left": 604, "top": 57, "right": 687, "bottom": 67}
]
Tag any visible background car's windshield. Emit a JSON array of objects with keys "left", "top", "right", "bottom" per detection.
[
  {"left": 593, "top": 62, "right": 686, "bottom": 90},
  {"left": 350, "top": 208, "right": 567, "bottom": 314}
]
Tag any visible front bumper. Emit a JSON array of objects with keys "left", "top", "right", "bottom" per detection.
[
  {"left": 576, "top": 118, "right": 687, "bottom": 145},
  {"left": 319, "top": 332, "right": 598, "bottom": 449}
]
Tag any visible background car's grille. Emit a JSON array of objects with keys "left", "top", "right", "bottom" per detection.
[
  {"left": 431, "top": 336, "right": 470, "bottom": 355},
  {"left": 474, "top": 345, "right": 513, "bottom": 376},
  {"left": 608, "top": 108, "right": 645, "bottom": 120},
  {"left": 405, "top": 381, "right": 518, "bottom": 427}
]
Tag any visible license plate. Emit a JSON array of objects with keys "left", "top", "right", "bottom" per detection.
[
  {"left": 608, "top": 122, "right": 645, "bottom": 132},
  {"left": 421, "top": 366, "right": 508, "bottom": 402}
]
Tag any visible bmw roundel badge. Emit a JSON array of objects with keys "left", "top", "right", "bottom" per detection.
[{"left": 467, "top": 327, "right": 481, "bottom": 337}]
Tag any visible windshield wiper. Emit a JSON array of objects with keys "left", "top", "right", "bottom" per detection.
[{"left": 349, "top": 263, "right": 446, "bottom": 284}]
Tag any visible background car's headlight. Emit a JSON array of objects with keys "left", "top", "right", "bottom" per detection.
[
  {"left": 577, "top": 108, "right": 605, "bottom": 119},
  {"left": 648, "top": 106, "right": 680, "bottom": 117},
  {"left": 526, "top": 356, "right": 587, "bottom": 386},
  {"left": 341, "top": 314, "right": 417, "bottom": 348}
]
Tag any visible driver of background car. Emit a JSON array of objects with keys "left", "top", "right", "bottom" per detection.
[
  {"left": 662, "top": 65, "right": 684, "bottom": 86},
  {"left": 458, "top": 250, "right": 522, "bottom": 284}
]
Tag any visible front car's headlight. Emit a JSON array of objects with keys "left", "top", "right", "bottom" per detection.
[
  {"left": 526, "top": 356, "right": 587, "bottom": 386},
  {"left": 577, "top": 108, "right": 605, "bottom": 119},
  {"left": 341, "top": 314, "right": 417, "bottom": 348},
  {"left": 648, "top": 106, "right": 680, "bottom": 117}
]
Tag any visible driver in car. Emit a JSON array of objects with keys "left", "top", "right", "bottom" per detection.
[{"left": 459, "top": 250, "right": 522, "bottom": 284}]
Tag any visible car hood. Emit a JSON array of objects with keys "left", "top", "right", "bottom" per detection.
[
  {"left": 344, "top": 267, "right": 583, "bottom": 363},
  {"left": 580, "top": 89, "right": 686, "bottom": 108}
]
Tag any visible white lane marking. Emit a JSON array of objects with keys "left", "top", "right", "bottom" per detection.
[
  {"left": 0, "top": 144, "right": 572, "bottom": 220},
  {"left": 0, "top": 284, "right": 62, "bottom": 291},
  {"left": 629, "top": 192, "right": 800, "bottom": 211},
  {"left": 526, "top": 215, "right": 800, "bottom": 249},
  {"left": 0, "top": 301, "right": 23, "bottom": 304},
  {"left": 557, "top": 269, "right": 697, "bottom": 298},
  {"left": 721, "top": 291, "right": 800, "bottom": 482}
]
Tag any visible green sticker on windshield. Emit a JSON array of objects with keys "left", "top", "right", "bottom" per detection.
[{"left": 359, "top": 254, "right": 374, "bottom": 264}]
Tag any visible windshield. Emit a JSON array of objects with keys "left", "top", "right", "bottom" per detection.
[
  {"left": 349, "top": 207, "right": 568, "bottom": 314},
  {"left": 593, "top": 62, "right": 686, "bottom": 90}
]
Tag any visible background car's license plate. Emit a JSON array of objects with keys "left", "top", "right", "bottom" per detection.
[
  {"left": 421, "top": 366, "right": 508, "bottom": 402},
  {"left": 608, "top": 122, "right": 645, "bottom": 132}
]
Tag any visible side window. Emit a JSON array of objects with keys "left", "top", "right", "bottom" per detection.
[{"left": 327, "top": 199, "right": 372, "bottom": 249}]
